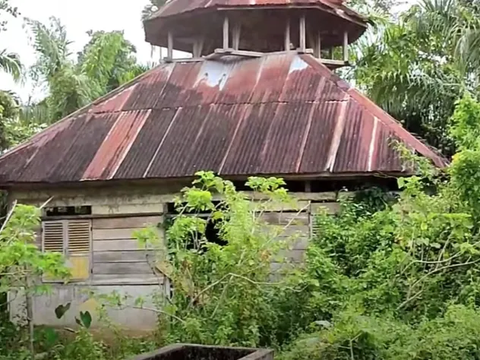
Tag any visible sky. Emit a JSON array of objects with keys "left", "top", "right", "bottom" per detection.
[{"left": 0, "top": 0, "right": 159, "bottom": 101}]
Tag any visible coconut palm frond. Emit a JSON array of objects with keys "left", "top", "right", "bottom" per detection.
[
  {"left": 25, "top": 16, "right": 72, "bottom": 81},
  {"left": 0, "top": 50, "right": 22, "bottom": 82}
]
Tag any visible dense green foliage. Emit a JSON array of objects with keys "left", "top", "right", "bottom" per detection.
[
  {"left": 5, "top": 0, "right": 480, "bottom": 359},
  {"left": 0, "top": 0, "right": 21, "bottom": 152},
  {"left": 132, "top": 173, "right": 303, "bottom": 347},
  {"left": 282, "top": 306, "right": 480, "bottom": 360},
  {"left": 278, "top": 94, "right": 480, "bottom": 359},
  {"left": 0, "top": 204, "right": 70, "bottom": 359}
]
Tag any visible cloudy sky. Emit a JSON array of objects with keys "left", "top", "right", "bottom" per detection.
[{"left": 0, "top": 0, "right": 157, "bottom": 101}]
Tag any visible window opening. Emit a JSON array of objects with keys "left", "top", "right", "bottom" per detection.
[
  {"left": 166, "top": 203, "right": 227, "bottom": 249},
  {"left": 232, "top": 180, "right": 307, "bottom": 192},
  {"left": 44, "top": 206, "right": 92, "bottom": 217}
]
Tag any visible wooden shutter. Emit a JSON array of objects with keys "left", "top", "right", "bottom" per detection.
[
  {"left": 43, "top": 221, "right": 65, "bottom": 253},
  {"left": 67, "top": 220, "right": 91, "bottom": 281},
  {"left": 68, "top": 221, "right": 91, "bottom": 254},
  {"left": 42, "top": 221, "right": 66, "bottom": 282},
  {"left": 42, "top": 220, "right": 91, "bottom": 282}
]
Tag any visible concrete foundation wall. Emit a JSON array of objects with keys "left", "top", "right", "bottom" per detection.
[{"left": 10, "top": 284, "right": 160, "bottom": 330}]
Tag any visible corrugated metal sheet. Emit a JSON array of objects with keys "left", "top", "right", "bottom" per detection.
[
  {"left": 83, "top": 110, "right": 151, "bottom": 180},
  {"left": 0, "top": 53, "right": 447, "bottom": 185}
]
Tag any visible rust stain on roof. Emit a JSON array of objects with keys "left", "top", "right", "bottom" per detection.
[
  {"left": 0, "top": 52, "right": 447, "bottom": 185},
  {"left": 82, "top": 111, "right": 150, "bottom": 181}
]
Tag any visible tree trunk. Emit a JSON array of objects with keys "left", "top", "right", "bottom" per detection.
[{"left": 25, "top": 276, "right": 35, "bottom": 360}]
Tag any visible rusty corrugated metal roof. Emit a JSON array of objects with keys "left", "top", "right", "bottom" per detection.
[{"left": 0, "top": 53, "right": 447, "bottom": 185}]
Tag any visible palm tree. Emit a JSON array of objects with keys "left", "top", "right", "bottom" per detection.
[
  {"left": 0, "top": 50, "right": 21, "bottom": 82},
  {"left": 0, "top": 90, "right": 20, "bottom": 152},
  {"left": 26, "top": 17, "right": 71, "bottom": 82},
  {"left": 26, "top": 17, "right": 152, "bottom": 123},
  {"left": 79, "top": 30, "right": 143, "bottom": 94},
  {"left": 25, "top": 17, "right": 95, "bottom": 122}
]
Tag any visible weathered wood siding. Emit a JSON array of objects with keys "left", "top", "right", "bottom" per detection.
[
  {"left": 91, "top": 215, "right": 164, "bottom": 285},
  {"left": 261, "top": 200, "right": 341, "bottom": 267},
  {"left": 11, "top": 188, "right": 167, "bottom": 286},
  {"left": 11, "top": 186, "right": 343, "bottom": 282}
]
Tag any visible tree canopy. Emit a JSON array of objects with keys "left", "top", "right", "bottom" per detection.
[{"left": 26, "top": 18, "right": 151, "bottom": 123}]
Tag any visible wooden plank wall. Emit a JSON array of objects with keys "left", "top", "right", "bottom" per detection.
[
  {"left": 263, "top": 211, "right": 310, "bottom": 263},
  {"left": 91, "top": 215, "right": 163, "bottom": 285},
  {"left": 13, "top": 186, "right": 343, "bottom": 284},
  {"left": 16, "top": 190, "right": 167, "bottom": 286},
  {"left": 264, "top": 201, "right": 341, "bottom": 267}
]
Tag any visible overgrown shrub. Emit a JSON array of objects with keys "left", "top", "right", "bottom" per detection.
[
  {"left": 281, "top": 94, "right": 480, "bottom": 359},
  {"left": 130, "top": 172, "right": 306, "bottom": 347},
  {"left": 0, "top": 204, "right": 70, "bottom": 358},
  {"left": 282, "top": 305, "right": 480, "bottom": 360},
  {"left": 51, "top": 329, "right": 107, "bottom": 360}
]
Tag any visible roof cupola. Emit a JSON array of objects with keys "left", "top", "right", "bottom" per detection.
[{"left": 144, "top": 0, "right": 368, "bottom": 68}]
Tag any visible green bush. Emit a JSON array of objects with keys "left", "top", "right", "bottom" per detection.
[
  {"left": 130, "top": 172, "right": 305, "bottom": 347},
  {"left": 282, "top": 305, "right": 480, "bottom": 360},
  {"left": 280, "top": 94, "right": 480, "bottom": 359}
]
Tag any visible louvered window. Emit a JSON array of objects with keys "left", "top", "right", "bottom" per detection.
[
  {"left": 43, "top": 222, "right": 64, "bottom": 252},
  {"left": 42, "top": 220, "right": 92, "bottom": 282}
]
